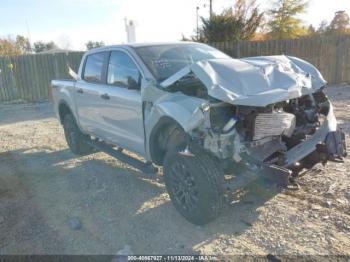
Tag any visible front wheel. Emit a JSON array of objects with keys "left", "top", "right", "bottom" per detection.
[{"left": 163, "top": 150, "right": 224, "bottom": 225}]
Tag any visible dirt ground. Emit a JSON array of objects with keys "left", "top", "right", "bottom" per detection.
[{"left": 0, "top": 85, "right": 349, "bottom": 256}]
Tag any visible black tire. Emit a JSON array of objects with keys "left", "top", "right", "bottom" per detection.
[
  {"left": 63, "top": 114, "right": 94, "bottom": 155},
  {"left": 164, "top": 150, "right": 224, "bottom": 225},
  {"left": 165, "top": 125, "right": 187, "bottom": 152}
]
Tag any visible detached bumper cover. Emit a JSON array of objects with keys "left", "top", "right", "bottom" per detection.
[{"left": 325, "top": 130, "right": 347, "bottom": 159}]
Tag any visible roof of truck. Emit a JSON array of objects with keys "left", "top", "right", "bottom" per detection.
[
  {"left": 126, "top": 41, "right": 198, "bottom": 47},
  {"left": 88, "top": 42, "right": 203, "bottom": 53}
]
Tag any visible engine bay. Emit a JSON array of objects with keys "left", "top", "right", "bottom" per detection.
[{"left": 189, "top": 89, "right": 342, "bottom": 172}]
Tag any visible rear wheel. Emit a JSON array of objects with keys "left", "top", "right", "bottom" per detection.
[
  {"left": 63, "top": 114, "right": 94, "bottom": 155},
  {"left": 163, "top": 125, "right": 224, "bottom": 225}
]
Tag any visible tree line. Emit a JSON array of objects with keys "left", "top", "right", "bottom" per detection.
[
  {"left": 185, "top": 0, "right": 350, "bottom": 42},
  {"left": 0, "top": 38, "right": 105, "bottom": 56}
]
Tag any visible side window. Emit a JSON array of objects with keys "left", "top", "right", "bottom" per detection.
[
  {"left": 83, "top": 52, "right": 105, "bottom": 83},
  {"left": 107, "top": 51, "right": 141, "bottom": 89}
]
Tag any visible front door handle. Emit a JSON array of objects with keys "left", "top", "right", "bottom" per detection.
[
  {"left": 77, "top": 88, "right": 84, "bottom": 94},
  {"left": 100, "top": 93, "right": 110, "bottom": 100}
]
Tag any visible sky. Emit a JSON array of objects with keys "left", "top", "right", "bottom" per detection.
[{"left": 0, "top": 0, "right": 350, "bottom": 50}]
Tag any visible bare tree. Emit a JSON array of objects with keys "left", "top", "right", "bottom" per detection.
[
  {"left": 33, "top": 41, "right": 58, "bottom": 53},
  {"left": 85, "top": 41, "right": 105, "bottom": 50}
]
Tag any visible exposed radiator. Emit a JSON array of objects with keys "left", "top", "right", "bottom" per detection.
[{"left": 253, "top": 112, "right": 296, "bottom": 141}]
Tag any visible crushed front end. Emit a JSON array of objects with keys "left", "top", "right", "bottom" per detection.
[
  {"left": 156, "top": 55, "right": 347, "bottom": 188},
  {"left": 188, "top": 89, "right": 347, "bottom": 188}
]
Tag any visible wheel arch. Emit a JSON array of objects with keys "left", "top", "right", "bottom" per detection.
[
  {"left": 149, "top": 116, "right": 185, "bottom": 165},
  {"left": 146, "top": 95, "right": 206, "bottom": 165},
  {"left": 58, "top": 100, "right": 73, "bottom": 124}
]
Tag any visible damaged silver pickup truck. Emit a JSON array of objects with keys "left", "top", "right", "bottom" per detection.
[{"left": 52, "top": 42, "right": 346, "bottom": 225}]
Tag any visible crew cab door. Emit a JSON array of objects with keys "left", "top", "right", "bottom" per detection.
[
  {"left": 98, "top": 50, "right": 145, "bottom": 155},
  {"left": 75, "top": 51, "right": 109, "bottom": 135}
]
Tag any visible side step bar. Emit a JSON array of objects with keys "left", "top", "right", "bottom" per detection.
[{"left": 86, "top": 139, "right": 158, "bottom": 175}]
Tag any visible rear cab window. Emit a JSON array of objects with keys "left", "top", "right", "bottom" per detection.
[{"left": 83, "top": 52, "right": 106, "bottom": 83}]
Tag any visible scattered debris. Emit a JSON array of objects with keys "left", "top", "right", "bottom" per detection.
[
  {"left": 288, "top": 215, "right": 298, "bottom": 223},
  {"left": 336, "top": 198, "right": 348, "bottom": 205},
  {"left": 117, "top": 245, "right": 133, "bottom": 256},
  {"left": 346, "top": 192, "right": 350, "bottom": 200},
  {"left": 67, "top": 217, "right": 81, "bottom": 230},
  {"left": 266, "top": 254, "right": 282, "bottom": 262},
  {"left": 325, "top": 183, "right": 337, "bottom": 196},
  {"left": 286, "top": 183, "right": 300, "bottom": 191},
  {"left": 241, "top": 219, "right": 253, "bottom": 227},
  {"left": 311, "top": 204, "right": 322, "bottom": 210}
]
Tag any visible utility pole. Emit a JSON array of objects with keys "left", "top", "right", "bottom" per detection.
[
  {"left": 196, "top": 6, "right": 200, "bottom": 40},
  {"left": 209, "top": 0, "right": 213, "bottom": 19},
  {"left": 25, "top": 19, "right": 32, "bottom": 50}
]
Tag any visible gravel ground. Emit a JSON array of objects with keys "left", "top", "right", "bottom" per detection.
[{"left": 0, "top": 85, "right": 349, "bottom": 256}]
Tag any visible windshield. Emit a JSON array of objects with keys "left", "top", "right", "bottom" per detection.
[{"left": 134, "top": 43, "right": 230, "bottom": 82}]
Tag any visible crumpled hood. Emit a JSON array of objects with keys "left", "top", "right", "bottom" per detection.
[{"left": 161, "top": 55, "right": 327, "bottom": 107}]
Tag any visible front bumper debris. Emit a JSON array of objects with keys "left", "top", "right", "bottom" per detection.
[
  {"left": 224, "top": 163, "right": 292, "bottom": 191},
  {"left": 225, "top": 102, "right": 346, "bottom": 189},
  {"left": 283, "top": 103, "right": 340, "bottom": 167}
]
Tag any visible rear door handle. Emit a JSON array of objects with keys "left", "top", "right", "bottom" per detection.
[
  {"left": 77, "top": 88, "right": 84, "bottom": 94},
  {"left": 100, "top": 93, "right": 110, "bottom": 100}
]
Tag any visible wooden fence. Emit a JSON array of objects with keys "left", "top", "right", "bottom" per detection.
[
  {"left": 211, "top": 35, "right": 350, "bottom": 85},
  {"left": 0, "top": 52, "right": 83, "bottom": 103},
  {"left": 0, "top": 35, "right": 349, "bottom": 103}
]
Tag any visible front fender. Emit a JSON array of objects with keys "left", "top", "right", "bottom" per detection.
[
  {"left": 146, "top": 92, "right": 207, "bottom": 132},
  {"left": 152, "top": 95, "right": 207, "bottom": 132},
  {"left": 144, "top": 92, "right": 207, "bottom": 160}
]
